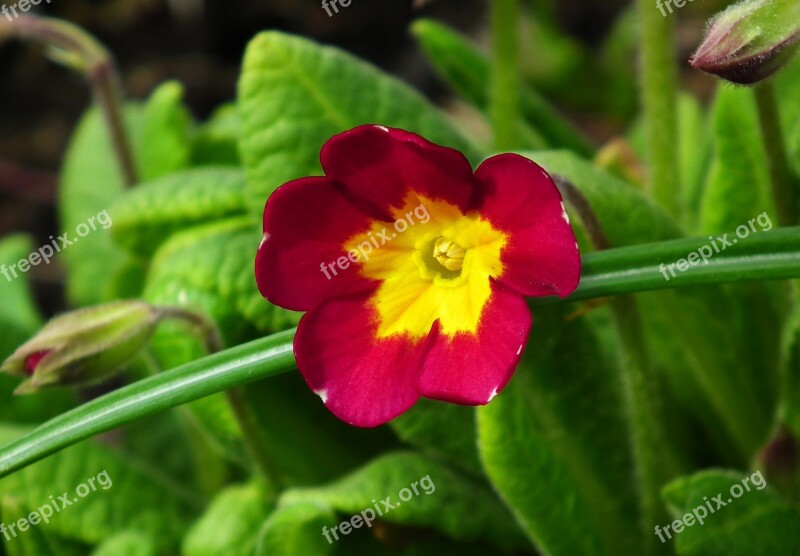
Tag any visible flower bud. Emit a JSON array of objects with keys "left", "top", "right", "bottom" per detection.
[
  {"left": 1, "top": 301, "right": 163, "bottom": 394},
  {"left": 690, "top": 0, "right": 800, "bottom": 85}
]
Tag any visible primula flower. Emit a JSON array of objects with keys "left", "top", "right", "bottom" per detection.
[{"left": 256, "top": 125, "right": 581, "bottom": 427}]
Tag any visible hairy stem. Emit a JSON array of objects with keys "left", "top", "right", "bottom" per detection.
[
  {"left": 637, "top": 0, "right": 680, "bottom": 216},
  {"left": 755, "top": 82, "right": 798, "bottom": 226},
  {"left": 1, "top": 15, "right": 137, "bottom": 186},
  {"left": 490, "top": 0, "right": 520, "bottom": 150}
]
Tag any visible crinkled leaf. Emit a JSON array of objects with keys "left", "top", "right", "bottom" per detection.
[
  {"left": 661, "top": 470, "right": 800, "bottom": 555},
  {"left": 138, "top": 81, "right": 193, "bottom": 182},
  {"left": 237, "top": 31, "right": 480, "bottom": 216},
  {"left": 91, "top": 531, "right": 156, "bottom": 556},
  {"left": 280, "top": 451, "right": 525, "bottom": 551},
  {"left": 110, "top": 167, "right": 248, "bottom": 257},
  {"left": 0, "top": 425, "right": 196, "bottom": 551},
  {"left": 183, "top": 483, "right": 271, "bottom": 556}
]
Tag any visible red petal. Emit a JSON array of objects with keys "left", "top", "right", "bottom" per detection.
[
  {"left": 417, "top": 282, "right": 531, "bottom": 405},
  {"left": 294, "top": 291, "right": 425, "bottom": 427},
  {"left": 320, "top": 125, "right": 474, "bottom": 217},
  {"left": 473, "top": 154, "right": 581, "bottom": 298},
  {"left": 256, "top": 177, "right": 379, "bottom": 311},
  {"left": 24, "top": 350, "right": 51, "bottom": 376}
]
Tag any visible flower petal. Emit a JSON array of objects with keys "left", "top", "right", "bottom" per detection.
[
  {"left": 294, "top": 291, "right": 426, "bottom": 427},
  {"left": 320, "top": 125, "right": 475, "bottom": 217},
  {"left": 473, "top": 154, "right": 581, "bottom": 298},
  {"left": 417, "top": 282, "right": 532, "bottom": 405},
  {"left": 256, "top": 177, "right": 379, "bottom": 311}
]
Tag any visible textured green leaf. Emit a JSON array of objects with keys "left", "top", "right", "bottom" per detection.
[
  {"left": 138, "top": 81, "right": 193, "bottom": 182},
  {"left": 242, "top": 375, "right": 396, "bottom": 486},
  {"left": 661, "top": 470, "right": 800, "bottom": 555},
  {"left": 0, "top": 425, "right": 196, "bottom": 552},
  {"left": 91, "top": 531, "right": 156, "bottom": 556},
  {"left": 477, "top": 307, "right": 642, "bottom": 556},
  {"left": 389, "top": 401, "right": 481, "bottom": 476},
  {"left": 191, "top": 104, "right": 241, "bottom": 167},
  {"left": 280, "top": 451, "right": 525, "bottom": 551},
  {"left": 110, "top": 167, "right": 248, "bottom": 257},
  {"left": 183, "top": 483, "right": 270, "bottom": 556},
  {"left": 237, "top": 31, "right": 480, "bottom": 216},
  {"left": 1, "top": 497, "right": 87, "bottom": 556},
  {"left": 523, "top": 150, "right": 683, "bottom": 245},
  {"left": 255, "top": 501, "right": 336, "bottom": 556},
  {"left": 59, "top": 106, "right": 138, "bottom": 306},
  {"left": 700, "top": 85, "right": 775, "bottom": 234}
]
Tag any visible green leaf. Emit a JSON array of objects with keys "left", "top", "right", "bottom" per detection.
[
  {"left": 700, "top": 85, "right": 775, "bottom": 234},
  {"left": 237, "top": 31, "right": 480, "bottom": 216},
  {"left": 280, "top": 451, "right": 526, "bottom": 551},
  {"left": 0, "top": 236, "right": 42, "bottom": 357},
  {"left": 110, "top": 168, "right": 248, "bottom": 257},
  {"left": 477, "top": 307, "right": 642, "bottom": 556},
  {"left": 59, "top": 106, "right": 145, "bottom": 307},
  {"left": 389, "top": 401, "right": 481, "bottom": 476},
  {"left": 0, "top": 425, "right": 196, "bottom": 551},
  {"left": 183, "top": 483, "right": 271, "bottom": 556},
  {"left": 191, "top": 104, "right": 242, "bottom": 167},
  {"left": 412, "top": 19, "right": 593, "bottom": 156},
  {"left": 138, "top": 81, "right": 193, "bottom": 182},
  {"left": 1, "top": 497, "right": 87, "bottom": 556},
  {"left": 255, "top": 501, "right": 336, "bottom": 556},
  {"left": 91, "top": 531, "right": 156, "bottom": 556},
  {"left": 661, "top": 470, "right": 800, "bottom": 555},
  {"left": 241, "top": 376, "right": 396, "bottom": 486},
  {"left": 523, "top": 150, "right": 683, "bottom": 245}
]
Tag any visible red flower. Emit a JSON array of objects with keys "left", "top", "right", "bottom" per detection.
[{"left": 255, "top": 125, "right": 581, "bottom": 427}]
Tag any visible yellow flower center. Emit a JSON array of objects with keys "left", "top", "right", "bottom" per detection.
[
  {"left": 432, "top": 237, "right": 466, "bottom": 273},
  {"left": 344, "top": 194, "right": 507, "bottom": 339}
]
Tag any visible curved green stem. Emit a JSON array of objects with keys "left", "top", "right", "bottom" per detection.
[
  {"left": 0, "top": 329, "right": 295, "bottom": 478},
  {"left": 1, "top": 231, "right": 799, "bottom": 478}
]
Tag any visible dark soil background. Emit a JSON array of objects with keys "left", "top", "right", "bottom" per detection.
[{"left": 0, "top": 0, "right": 642, "bottom": 314}]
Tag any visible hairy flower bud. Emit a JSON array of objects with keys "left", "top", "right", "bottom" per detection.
[
  {"left": 1, "top": 301, "right": 163, "bottom": 394},
  {"left": 690, "top": 0, "right": 800, "bottom": 85}
]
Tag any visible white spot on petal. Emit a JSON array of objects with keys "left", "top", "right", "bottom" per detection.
[
  {"left": 314, "top": 389, "right": 328, "bottom": 403},
  {"left": 561, "top": 202, "right": 570, "bottom": 224},
  {"left": 375, "top": 125, "right": 389, "bottom": 132},
  {"left": 516, "top": 344, "right": 523, "bottom": 356},
  {"left": 259, "top": 233, "right": 270, "bottom": 249},
  {"left": 488, "top": 388, "right": 499, "bottom": 402}
]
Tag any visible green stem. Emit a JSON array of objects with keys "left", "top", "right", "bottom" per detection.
[
  {"left": 490, "top": 0, "right": 520, "bottom": 150},
  {"left": 1, "top": 232, "right": 800, "bottom": 478},
  {"left": 755, "top": 83, "right": 798, "bottom": 226},
  {"left": 1, "top": 16, "right": 137, "bottom": 186},
  {"left": 0, "top": 329, "right": 295, "bottom": 478},
  {"left": 637, "top": 0, "right": 680, "bottom": 216}
]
